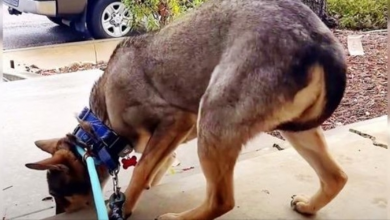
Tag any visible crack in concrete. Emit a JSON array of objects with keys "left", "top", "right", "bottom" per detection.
[
  {"left": 272, "top": 143, "right": 285, "bottom": 151},
  {"left": 349, "top": 128, "right": 388, "bottom": 149}
]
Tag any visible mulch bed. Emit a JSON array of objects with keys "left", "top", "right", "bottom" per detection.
[
  {"left": 24, "top": 61, "right": 107, "bottom": 76},
  {"left": 25, "top": 29, "right": 388, "bottom": 139},
  {"left": 325, "top": 29, "right": 387, "bottom": 130}
]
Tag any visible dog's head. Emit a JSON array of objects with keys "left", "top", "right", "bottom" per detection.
[{"left": 25, "top": 132, "right": 107, "bottom": 214}]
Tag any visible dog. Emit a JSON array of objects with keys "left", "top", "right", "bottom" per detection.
[{"left": 25, "top": 0, "right": 348, "bottom": 219}]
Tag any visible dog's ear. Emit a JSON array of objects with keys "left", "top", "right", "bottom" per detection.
[
  {"left": 25, "top": 155, "right": 69, "bottom": 172},
  {"left": 35, "top": 138, "right": 60, "bottom": 155},
  {"left": 65, "top": 133, "right": 89, "bottom": 149},
  {"left": 26, "top": 163, "right": 69, "bottom": 172},
  {"left": 75, "top": 116, "right": 99, "bottom": 140},
  {"left": 65, "top": 133, "right": 79, "bottom": 146}
]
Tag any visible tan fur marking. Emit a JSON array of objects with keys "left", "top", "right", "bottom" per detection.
[
  {"left": 293, "top": 65, "right": 326, "bottom": 122},
  {"left": 264, "top": 64, "right": 326, "bottom": 131}
]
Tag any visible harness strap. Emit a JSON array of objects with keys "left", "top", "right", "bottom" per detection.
[{"left": 76, "top": 145, "right": 109, "bottom": 220}]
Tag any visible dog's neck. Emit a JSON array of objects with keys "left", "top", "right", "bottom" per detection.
[
  {"left": 88, "top": 34, "right": 153, "bottom": 128},
  {"left": 89, "top": 75, "right": 110, "bottom": 127}
]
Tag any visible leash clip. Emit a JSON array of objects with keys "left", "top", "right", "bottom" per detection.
[
  {"left": 109, "top": 168, "right": 126, "bottom": 220},
  {"left": 109, "top": 191, "right": 126, "bottom": 220}
]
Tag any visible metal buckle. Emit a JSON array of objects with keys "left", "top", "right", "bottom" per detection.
[
  {"left": 118, "top": 145, "right": 133, "bottom": 157},
  {"left": 110, "top": 168, "right": 121, "bottom": 196}
]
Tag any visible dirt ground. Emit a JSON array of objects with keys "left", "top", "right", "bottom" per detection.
[{"left": 27, "top": 29, "right": 388, "bottom": 139}]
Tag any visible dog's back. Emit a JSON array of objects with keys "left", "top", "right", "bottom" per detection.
[{"left": 102, "top": 0, "right": 346, "bottom": 133}]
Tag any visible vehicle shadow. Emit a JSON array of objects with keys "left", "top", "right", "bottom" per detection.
[{"left": 46, "top": 25, "right": 92, "bottom": 40}]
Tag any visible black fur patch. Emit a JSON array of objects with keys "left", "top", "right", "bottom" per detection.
[{"left": 47, "top": 170, "right": 91, "bottom": 197}]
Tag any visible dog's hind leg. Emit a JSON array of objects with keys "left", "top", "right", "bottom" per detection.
[
  {"left": 122, "top": 111, "right": 196, "bottom": 217},
  {"left": 280, "top": 127, "right": 348, "bottom": 215}
]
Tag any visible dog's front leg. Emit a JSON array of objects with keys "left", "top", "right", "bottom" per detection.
[
  {"left": 122, "top": 113, "right": 195, "bottom": 218},
  {"left": 146, "top": 152, "right": 176, "bottom": 189},
  {"left": 157, "top": 105, "right": 242, "bottom": 220},
  {"left": 147, "top": 125, "right": 197, "bottom": 188}
]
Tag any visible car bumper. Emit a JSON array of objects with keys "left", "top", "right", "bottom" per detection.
[{"left": 4, "top": 0, "right": 56, "bottom": 17}]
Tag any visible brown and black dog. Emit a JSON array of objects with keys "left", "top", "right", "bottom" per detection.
[{"left": 25, "top": 0, "right": 348, "bottom": 219}]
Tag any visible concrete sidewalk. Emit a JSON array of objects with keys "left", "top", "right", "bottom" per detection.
[
  {"left": 46, "top": 129, "right": 388, "bottom": 220},
  {"left": 1, "top": 70, "right": 388, "bottom": 220}
]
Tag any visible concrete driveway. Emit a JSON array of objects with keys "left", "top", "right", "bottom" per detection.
[
  {"left": 2, "top": 6, "right": 88, "bottom": 50},
  {"left": 1, "top": 71, "right": 388, "bottom": 219}
]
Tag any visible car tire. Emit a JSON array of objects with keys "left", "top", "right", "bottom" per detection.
[
  {"left": 47, "top": 17, "right": 66, "bottom": 26},
  {"left": 87, "top": 0, "right": 133, "bottom": 39}
]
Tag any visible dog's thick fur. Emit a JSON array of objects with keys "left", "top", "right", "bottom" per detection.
[{"left": 26, "top": 0, "right": 348, "bottom": 219}]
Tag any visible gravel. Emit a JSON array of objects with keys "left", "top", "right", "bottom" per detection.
[{"left": 22, "top": 29, "right": 388, "bottom": 139}]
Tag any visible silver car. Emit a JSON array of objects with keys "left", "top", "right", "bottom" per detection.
[{"left": 4, "top": 0, "right": 135, "bottom": 39}]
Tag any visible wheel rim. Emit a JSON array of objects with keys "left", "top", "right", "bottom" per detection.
[{"left": 101, "top": 2, "right": 132, "bottom": 37}]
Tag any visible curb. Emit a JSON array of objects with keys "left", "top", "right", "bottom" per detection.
[
  {"left": 3, "top": 37, "right": 125, "bottom": 70},
  {"left": 324, "top": 115, "right": 387, "bottom": 137},
  {"left": 3, "top": 73, "right": 26, "bottom": 82},
  {"left": 3, "top": 68, "right": 44, "bottom": 81}
]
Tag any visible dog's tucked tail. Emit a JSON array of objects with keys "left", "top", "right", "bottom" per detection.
[{"left": 277, "top": 40, "right": 347, "bottom": 132}]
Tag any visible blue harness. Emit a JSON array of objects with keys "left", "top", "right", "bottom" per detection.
[
  {"left": 72, "top": 107, "right": 133, "bottom": 172},
  {"left": 72, "top": 107, "right": 132, "bottom": 220}
]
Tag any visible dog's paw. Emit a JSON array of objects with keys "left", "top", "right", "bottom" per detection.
[
  {"left": 155, "top": 213, "right": 182, "bottom": 220},
  {"left": 124, "top": 212, "right": 133, "bottom": 220},
  {"left": 290, "top": 195, "right": 316, "bottom": 215}
]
